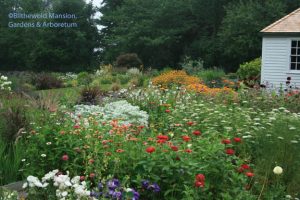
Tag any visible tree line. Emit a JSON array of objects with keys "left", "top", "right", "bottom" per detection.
[
  {"left": 1, "top": 0, "right": 300, "bottom": 72},
  {"left": 99, "top": 0, "right": 300, "bottom": 72}
]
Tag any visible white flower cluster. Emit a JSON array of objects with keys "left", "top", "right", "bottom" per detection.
[
  {"left": 23, "top": 170, "right": 90, "bottom": 200},
  {"left": 73, "top": 100, "right": 149, "bottom": 126},
  {"left": 0, "top": 74, "right": 12, "bottom": 91},
  {"left": 126, "top": 67, "right": 142, "bottom": 77},
  {"left": 59, "top": 72, "right": 78, "bottom": 81}
]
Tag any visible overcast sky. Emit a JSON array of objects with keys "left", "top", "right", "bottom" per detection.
[{"left": 86, "top": 0, "right": 103, "bottom": 8}]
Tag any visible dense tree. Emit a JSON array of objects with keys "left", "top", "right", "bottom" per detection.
[
  {"left": 99, "top": 0, "right": 300, "bottom": 71},
  {"left": 0, "top": 0, "right": 100, "bottom": 72},
  {"left": 218, "top": 0, "right": 287, "bottom": 71},
  {"left": 2, "top": 0, "right": 300, "bottom": 72}
]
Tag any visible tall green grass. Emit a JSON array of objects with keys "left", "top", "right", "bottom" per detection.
[
  {"left": 0, "top": 140, "right": 24, "bottom": 185},
  {"left": 197, "top": 68, "right": 225, "bottom": 87}
]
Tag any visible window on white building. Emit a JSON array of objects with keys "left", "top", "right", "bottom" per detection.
[{"left": 291, "top": 40, "right": 300, "bottom": 70}]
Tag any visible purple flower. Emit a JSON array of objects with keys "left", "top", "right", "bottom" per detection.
[
  {"left": 90, "top": 191, "right": 101, "bottom": 198},
  {"left": 112, "top": 191, "right": 122, "bottom": 199},
  {"left": 148, "top": 183, "right": 160, "bottom": 193},
  {"left": 141, "top": 180, "right": 149, "bottom": 189},
  {"left": 133, "top": 190, "right": 140, "bottom": 200},
  {"left": 107, "top": 179, "right": 120, "bottom": 190},
  {"left": 98, "top": 182, "right": 103, "bottom": 190}
]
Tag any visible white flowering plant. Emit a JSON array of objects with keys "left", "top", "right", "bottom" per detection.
[
  {"left": 73, "top": 100, "right": 149, "bottom": 127},
  {"left": 23, "top": 170, "right": 91, "bottom": 200},
  {"left": 0, "top": 74, "right": 12, "bottom": 92}
]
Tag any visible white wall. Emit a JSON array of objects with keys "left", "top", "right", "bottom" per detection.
[{"left": 261, "top": 36, "right": 300, "bottom": 90}]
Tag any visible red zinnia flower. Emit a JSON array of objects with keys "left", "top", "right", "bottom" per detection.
[
  {"left": 89, "top": 173, "right": 95, "bottom": 178},
  {"left": 170, "top": 146, "right": 179, "bottom": 151},
  {"left": 157, "top": 139, "right": 166, "bottom": 144},
  {"left": 138, "top": 125, "right": 145, "bottom": 129},
  {"left": 146, "top": 146, "right": 156, "bottom": 154},
  {"left": 245, "top": 172, "right": 254, "bottom": 177},
  {"left": 80, "top": 176, "right": 85, "bottom": 181},
  {"left": 233, "top": 137, "right": 242, "bottom": 143},
  {"left": 165, "top": 109, "right": 171, "bottom": 113},
  {"left": 241, "top": 164, "right": 250, "bottom": 170},
  {"left": 74, "top": 124, "right": 80, "bottom": 129},
  {"left": 194, "top": 181, "right": 205, "bottom": 188},
  {"left": 187, "top": 121, "right": 194, "bottom": 126},
  {"left": 182, "top": 135, "right": 191, "bottom": 142},
  {"left": 195, "top": 174, "right": 205, "bottom": 182},
  {"left": 185, "top": 149, "right": 192, "bottom": 153},
  {"left": 61, "top": 154, "right": 69, "bottom": 161},
  {"left": 193, "top": 130, "right": 201, "bottom": 136},
  {"left": 157, "top": 135, "right": 169, "bottom": 140},
  {"left": 221, "top": 139, "right": 231, "bottom": 144},
  {"left": 225, "top": 148, "right": 235, "bottom": 155}
]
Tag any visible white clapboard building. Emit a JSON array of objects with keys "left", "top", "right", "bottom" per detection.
[{"left": 261, "top": 8, "right": 300, "bottom": 90}]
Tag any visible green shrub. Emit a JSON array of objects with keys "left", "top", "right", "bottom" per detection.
[
  {"left": 116, "top": 53, "right": 143, "bottom": 69},
  {"left": 77, "top": 72, "right": 92, "bottom": 86},
  {"left": 237, "top": 58, "right": 261, "bottom": 86},
  {"left": 197, "top": 68, "right": 225, "bottom": 87},
  {"left": 100, "top": 76, "right": 113, "bottom": 85},
  {"left": 118, "top": 74, "right": 131, "bottom": 85},
  {"left": 180, "top": 56, "right": 204, "bottom": 75}
]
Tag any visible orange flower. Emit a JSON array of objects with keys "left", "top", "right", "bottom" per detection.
[{"left": 152, "top": 70, "right": 201, "bottom": 87}]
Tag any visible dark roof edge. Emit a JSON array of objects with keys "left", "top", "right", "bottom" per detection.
[{"left": 261, "top": 32, "right": 300, "bottom": 37}]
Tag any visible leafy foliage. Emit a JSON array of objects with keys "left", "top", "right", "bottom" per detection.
[{"left": 237, "top": 58, "right": 261, "bottom": 87}]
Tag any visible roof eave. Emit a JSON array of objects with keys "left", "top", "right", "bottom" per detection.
[{"left": 261, "top": 32, "right": 300, "bottom": 37}]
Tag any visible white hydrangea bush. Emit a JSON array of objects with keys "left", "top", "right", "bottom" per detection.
[
  {"left": 73, "top": 100, "right": 149, "bottom": 126},
  {"left": 0, "top": 74, "right": 12, "bottom": 91}
]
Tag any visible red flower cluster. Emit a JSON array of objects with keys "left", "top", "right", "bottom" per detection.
[
  {"left": 225, "top": 148, "right": 235, "bottom": 155},
  {"left": 221, "top": 137, "right": 242, "bottom": 144},
  {"left": 170, "top": 146, "right": 179, "bottom": 151},
  {"left": 238, "top": 164, "right": 254, "bottom": 178},
  {"left": 187, "top": 121, "right": 194, "bottom": 126},
  {"left": 182, "top": 135, "right": 191, "bottom": 142},
  {"left": 194, "top": 174, "right": 205, "bottom": 188},
  {"left": 221, "top": 139, "right": 231, "bottom": 144},
  {"left": 192, "top": 130, "right": 201, "bottom": 136},
  {"left": 146, "top": 146, "right": 156, "bottom": 154},
  {"left": 157, "top": 135, "right": 169, "bottom": 144}
]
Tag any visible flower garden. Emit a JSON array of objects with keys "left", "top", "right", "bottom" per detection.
[{"left": 0, "top": 68, "right": 300, "bottom": 200}]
